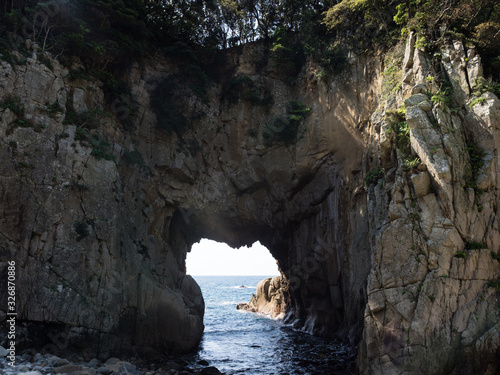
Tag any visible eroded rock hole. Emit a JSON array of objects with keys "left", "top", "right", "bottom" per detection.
[
  {"left": 184, "top": 239, "right": 355, "bottom": 374},
  {"left": 186, "top": 239, "right": 279, "bottom": 277},
  {"left": 185, "top": 239, "right": 289, "bottom": 372}
]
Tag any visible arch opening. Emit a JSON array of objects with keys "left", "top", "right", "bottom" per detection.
[
  {"left": 183, "top": 238, "right": 355, "bottom": 374},
  {"left": 169, "top": 207, "right": 358, "bottom": 344},
  {"left": 185, "top": 239, "right": 286, "bottom": 373},
  {"left": 186, "top": 238, "right": 280, "bottom": 276}
]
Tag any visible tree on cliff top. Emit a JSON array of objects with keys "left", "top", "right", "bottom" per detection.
[
  {"left": 323, "top": 0, "right": 500, "bottom": 77},
  {"left": 0, "top": 0, "right": 335, "bottom": 50},
  {"left": 1, "top": 0, "right": 499, "bottom": 79}
]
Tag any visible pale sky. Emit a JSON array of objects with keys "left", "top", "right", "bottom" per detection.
[{"left": 186, "top": 239, "right": 280, "bottom": 276}]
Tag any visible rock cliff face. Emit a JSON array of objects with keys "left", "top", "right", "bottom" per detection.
[
  {"left": 0, "top": 36, "right": 499, "bottom": 373},
  {"left": 359, "top": 34, "right": 500, "bottom": 375}
]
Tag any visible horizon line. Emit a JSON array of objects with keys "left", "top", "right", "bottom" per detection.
[{"left": 188, "top": 274, "right": 280, "bottom": 277}]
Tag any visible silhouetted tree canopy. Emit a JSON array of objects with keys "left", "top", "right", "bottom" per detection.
[{"left": 0, "top": 0, "right": 498, "bottom": 79}]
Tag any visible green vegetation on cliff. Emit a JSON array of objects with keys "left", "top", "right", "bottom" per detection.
[
  {"left": 262, "top": 100, "right": 311, "bottom": 145},
  {"left": 1, "top": 1, "right": 499, "bottom": 78},
  {"left": 324, "top": 0, "right": 500, "bottom": 78},
  {"left": 1, "top": 1, "right": 498, "bottom": 79},
  {"left": 0, "top": 0, "right": 499, "bottom": 135}
]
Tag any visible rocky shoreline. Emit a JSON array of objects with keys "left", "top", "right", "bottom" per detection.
[{"left": 0, "top": 348, "right": 223, "bottom": 375}]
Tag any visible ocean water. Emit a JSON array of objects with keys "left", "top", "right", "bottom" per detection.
[{"left": 183, "top": 275, "right": 355, "bottom": 375}]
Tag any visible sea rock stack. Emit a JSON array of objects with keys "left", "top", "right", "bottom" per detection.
[{"left": 237, "top": 275, "right": 287, "bottom": 318}]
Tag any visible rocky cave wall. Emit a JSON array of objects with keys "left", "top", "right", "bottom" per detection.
[{"left": 0, "top": 35, "right": 499, "bottom": 374}]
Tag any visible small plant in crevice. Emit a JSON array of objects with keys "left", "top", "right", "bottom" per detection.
[
  {"left": 221, "top": 75, "right": 273, "bottom": 107},
  {"left": 14, "top": 118, "right": 34, "bottom": 128},
  {"left": 403, "top": 156, "right": 421, "bottom": 173},
  {"left": 46, "top": 101, "right": 64, "bottom": 119},
  {"left": 408, "top": 212, "right": 421, "bottom": 221},
  {"left": 472, "top": 77, "right": 500, "bottom": 97},
  {"left": 381, "top": 45, "right": 404, "bottom": 98},
  {"left": 75, "top": 127, "right": 90, "bottom": 140},
  {"left": 427, "top": 76, "right": 454, "bottom": 107},
  {"left": 39, "top": 55, "right": 54, "bottom": 71},
  {"left": 182, "top": 64, "right": 211, "bottom": 104},
  {"left": 487, "top": 279, "right": 500, "bottom": 289},
  {"left": 15, "top": 118, "right": 46, "bottom": 132},
  {"left": 470, "top": 96, "right": 487, "bottom": 108},
  {"left": 74, "top": 220, "right": 90, "bottom": 242},
  {"left": 63, "top": 106, "right": 110, "bottom": 129},
  {"left": 184, "top": 139, "right": 202, "bottom": 156},
  {"left": 151, "top": 64, "right": 211, "bottom": 134},
  {"left": 464, "top": 143, "right": 485, "bottom": 187},
  {"left": 365, "top": 166, "right": 384, "bottom": 187},
  {"left": 430, "top": 89, "right": 451, "bottom": 106},
  {"left": 454, "top": 251, "right": 467, "bottom": 259},
  {"left": 68, "top": 68, "right": 92, "bottom": 82},
  {"left": 18, "top": 161, "right": 34, "bottom": 169},
  {"left": 123, "top": 149, "right": 146, "bottom": 167},
  {"left": 122, "top": 149, "right": 152, "bottom": 175},
  {"left": 396, "top": 103, "right": 406, "bottom": 118},
  {"left": 465, "top": 242, "right": 487, "bottom": 250},
  {"left": 75, "top": 128, "right": 115, "bottom": 162},
  {"left": 474, "top": 188, "right": 485, "bottom": 212},
  {"left": 0, "top": 94, "right": 24, "bottom": 117},
  {"left": 90, "top": 135, "right": 115, "bottom": 161},
  {"left": 415, "top": 35, "right": 429, "bottom": 51},
  {"left": 490, "top": 251, "right": 500, "bottom": 261},
  {"left": 386, "top": 108, "right": 411, "bottom": 157},
  {"left": 70, "top": 181, "right": 90, "bottom": 192},
  {"left": 151, "top": 78, "right": 190, "bottom": 134},
  {"left": 247, "top": 128, "right": 258, "bottom": 138},
  {"left": 262, "top": 100, "right": 310, "bottom": 145},
  {"left": 464, "top": 142, "right": 486, "bottom": 211},
  {"left": 314, "top": 68, "right": 328, "bottom": 82},
  {"left": 402, "top": 289, "right": 416, "bottom": 302}
]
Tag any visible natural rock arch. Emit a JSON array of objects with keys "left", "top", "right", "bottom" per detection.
[
  {"left": 1, "top": 39, "right": 499, "bottom": 374},
  {"left": 0, "top": 43, "right": 376, "bottom": 359}
]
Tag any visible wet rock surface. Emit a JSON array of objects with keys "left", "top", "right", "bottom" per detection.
[{"left": 0, "top": 348, "right": 223, "bottom": 375}]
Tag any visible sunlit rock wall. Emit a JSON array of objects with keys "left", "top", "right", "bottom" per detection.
[{"left": 359, "top": 34, "right": 500, "bottom": 374}]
